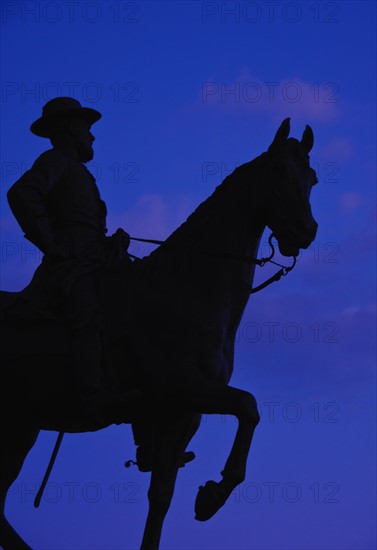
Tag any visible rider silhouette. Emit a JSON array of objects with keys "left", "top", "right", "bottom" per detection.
[{"left": 7, "top": 97, "right": 136, "bottom": 422}]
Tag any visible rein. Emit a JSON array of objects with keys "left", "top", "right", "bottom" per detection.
[{"left": 129, "top": 232, "right": 297, "bottom": 295}]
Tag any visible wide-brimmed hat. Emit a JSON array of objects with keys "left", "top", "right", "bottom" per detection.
[{"left": 30, "top": 97, "right": 102, "bottom": 137}]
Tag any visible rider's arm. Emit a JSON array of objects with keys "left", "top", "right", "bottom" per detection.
[{"left": 7, "top": 149, "right": 67, "bottom": 256}]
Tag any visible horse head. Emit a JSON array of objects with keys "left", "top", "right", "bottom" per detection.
[{"left": 265, "top": 118, "right": 318, "bottom": 257}]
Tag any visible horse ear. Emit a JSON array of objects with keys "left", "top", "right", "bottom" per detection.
[
  {"left": 271, "top": 118, "right": 290, "bottom": 146},
  {"left": 301, "top": 124, "right": 314, "bottom": 153}
]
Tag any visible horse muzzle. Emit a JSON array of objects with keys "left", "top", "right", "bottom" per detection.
[{"left": 276, "top": 218, "right": 318, "bottom": 257}]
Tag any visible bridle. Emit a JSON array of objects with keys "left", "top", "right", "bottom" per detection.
[
  {"left": 129, "top": 232, "right": 297, "bottom": 295},
  {"left": 240, "top": 232, "right": 297, "bottom": 294}
]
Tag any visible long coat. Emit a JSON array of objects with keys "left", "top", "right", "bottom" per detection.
[{"left": 7, "top": 147, "right": 128, "bottom": 316}]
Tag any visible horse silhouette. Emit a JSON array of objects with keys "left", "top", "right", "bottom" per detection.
[{"left": 0, "top": 118, "right": 318, "bottom": 550}]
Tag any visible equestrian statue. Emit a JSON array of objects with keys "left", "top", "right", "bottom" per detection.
[{"left": 0, "top": 98, "right": 318, "bottom": 550}]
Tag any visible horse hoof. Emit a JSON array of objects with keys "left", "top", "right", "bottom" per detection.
[{"left": 194, "top": 480, "right": 227, "bottom": 522}]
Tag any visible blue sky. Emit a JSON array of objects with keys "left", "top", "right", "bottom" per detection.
[{"left": 1, "top": 1, "right": 376, "bottom": 549}]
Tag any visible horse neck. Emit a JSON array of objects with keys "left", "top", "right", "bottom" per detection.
[
  {"left": 177, "top": 154, "right": 268, "bottom": 279},
  {"left": 117, "top": 156, "right": 269, "bottom": 383},
  {"left": 159, "top": 154, "right": 269, "bottom": 317}
]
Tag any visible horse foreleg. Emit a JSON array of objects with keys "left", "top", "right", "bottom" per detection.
[
  {"left": 140, "top": 412, "right": 201, "bottom": 550},
  {"left": 0, "top": 425, "right": 39, "bottom": 550},
  {"left": 184, "top": 385, "right": 260, "bottom": 521},
  {"left": 195, "top": 414, "right": 258, "bottom": 520}
]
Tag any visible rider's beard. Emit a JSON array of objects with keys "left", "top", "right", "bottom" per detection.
[{"left": 77, "top": 142, "right": 94, "bottom": 163}]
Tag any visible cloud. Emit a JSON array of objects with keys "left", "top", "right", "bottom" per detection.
[
  {"left": 343, "top": 304, "right": 376, "bottom": 317},
  {"left": 105, "top": 193, "right": 186, "bottom": 257},
  {"left": 339, "top": 192, "right": 363, "bottom": 215},
  {"left": 198, "top": 68, "right": 340, "bottom": 123},
  {"left": 337, "top": 303, "right": 376, "bottom": 360},
  {"left": 106, "top": 194, "right": 170, "bottom": 239},
  {"left": 319, "top": 136, "right": 354, "bottom": 162}
]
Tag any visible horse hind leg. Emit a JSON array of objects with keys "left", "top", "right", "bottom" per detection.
[
  {"left": 140, "top": 412, "right": 201, "bottom": 550},
  {"left": 0, "top": 425, "right": 39, "bottom": 550}
]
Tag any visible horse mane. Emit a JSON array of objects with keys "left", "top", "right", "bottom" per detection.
[{"left": 159, "top": 153, "right": 265, "bottom": 251}]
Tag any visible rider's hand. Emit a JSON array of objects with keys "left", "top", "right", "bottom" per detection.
[
  {"left": 105, "top": 228, "right": 131, "bottom": 269},
  {"left": 114, "top": 228, "right": 130, "bottom": 251}
]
